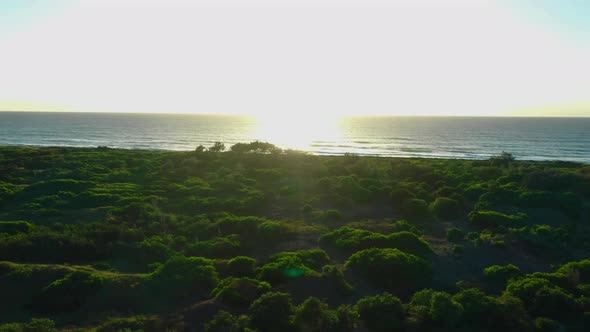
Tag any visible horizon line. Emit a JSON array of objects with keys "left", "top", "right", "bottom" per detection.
[{"left": 1, "top": 109, "right": 589, "bottom": 118}]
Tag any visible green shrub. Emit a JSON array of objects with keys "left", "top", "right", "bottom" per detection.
[
  {"left": 257, "top": 254, "right": 312, "bottom": 284},
  {"left": 148, "top": 255, "right": 218, "bottom": 300},
  {"left": 452, "top": 244, "right": 464, "bottom": 255},
  {"left": 319, "top": 227, "right": 432, "bottom": 257},
  {"left": 356, "top": 293, "right": 404, "bottom": 332},
  {"left": 185, "top": 236, "right": 241, "bottom": 258},
  {"left": 429, "top": 292, "right": 464, "bottom": 327},
  {"left": 533, "top": 317, "right": 560, "bottom": 332},
  {"left": 484, "top": 264, "right": 522, "bottom": 287},
  {"left": 30, "top": 271, "right": 103, "bottom": 313},
  {"left": 431, "top": 197, "right": 462, "bottom": 219},
  {"left": 317, "top": 209, "right": 343, "bottom": 223},
  {"left": 211, "top": 277, "right": 271, "bottom": 307},
  {"left": 531, "top": 286, "right": 579, "bottom": 321},
  {"left": 267, "top": 250, "right": 330, "bottom": 271},
  {"left": 388, "top": 231, "right": 432, "bottom": 257},
  {"left": 294, "top": 297, "right": 339, "bottom": 332},
  {"left": 390, "top": 188, "right": 415, "bottom": 207},
  {"left": 0, "top": 221, "right": 35, "bottom": 234},
  {"left": 96, "top": 316, "right": 153, "bottom": 332},
  {"left": 321, "top": 265, "right": 353, "bottom": 293},
  {"left": 446, "top": 227, "right": 464, "bottom": 243},
  {"left": 204, "top": 310, "right": 249, "bottom": 332},
  {"left": 136, "top": 236, "right": 174, "bottom": 264},
  {"left": 556, "top": 260, "right": 590, "bottom": 283},
  {"left": 402, "top": 199, "right": 430, "bottom": 219},
  {"left": 0, "top": 318, "right": 56, "bottom": 332},
  {"left": 249, "top": 292, "right": 294, "bottom": 331},
  {"left": 345, "top": 248, "right": 431, "bottom": 293},
  {"left": 505, "top": 277, "right": 554, "bottom": 306},
  {"left": 256, "top": 221, "right": 285, "bottom": 242},
  {"left": 469, "top": 210, "right": 527, "bottom": 228},
  {"left": 227, "top": 256, "right": 256, "bottom": 277}
]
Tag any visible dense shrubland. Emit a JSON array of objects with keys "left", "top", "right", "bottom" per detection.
[{"left": 0, "top": 144, "right": 589, "bottom": 331}]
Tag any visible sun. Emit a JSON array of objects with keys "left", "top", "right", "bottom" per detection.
[{"left": 253, "top": 113, "right": 342, "bottom": 151}]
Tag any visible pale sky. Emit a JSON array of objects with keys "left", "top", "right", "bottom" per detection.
[{"left": 0, "top": 0, "right": 589, "bottom": 117}]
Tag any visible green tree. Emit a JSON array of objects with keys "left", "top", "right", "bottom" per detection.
[
  {"left": 356, "top": 293, "right": 404, "bottom": 332},
  {"left": 205, "top": 310, "right": 250, "bottom": 332},
  {"left": 294, "top": 297, "right": 338, "bottom": 332},
  {"left": 249, "top": 292, "right": 294, "bottom": 332},
  {"left": 209, "top": 142, "right": 226, "bottom": 152}
]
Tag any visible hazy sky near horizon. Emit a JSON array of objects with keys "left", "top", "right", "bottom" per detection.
[{"left": 0, "top": 0, "right": 589, "bottom": 117}]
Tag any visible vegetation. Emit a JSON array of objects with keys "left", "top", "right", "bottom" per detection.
[{"left": 0, "top": 145, "right": 589, "bottom": 330}]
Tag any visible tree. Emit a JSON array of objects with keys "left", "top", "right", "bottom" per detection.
[
  {"left": 249, "top": 292, "right": 294, "bottom": 332},
  {"left": 227, "top": 256, "right": 256, "bottom": 277},
  {"left": 483, "top": 264, "right": 522, "bottom": 288},
  {"left": 345, "top": 248, "right": 432, "bottom": 293},
  {"left": 149, "top": 255, "right": 218, "bottom": 300},
  {"left": 209, "top": 142, "right": 226, "bottom": 152},
  {"left": 356, "top": 293, "right": 404, "bottom": 332},
  {"left": 431, "top": 197, "right": 461, "bottom": 220},
  {"left": 429, "top": 292, "right": 464, "bottom": 328},
  {"left": 294, "top": 297, "right": 338, "bottom": 332},
  {"left": 204, "top": 310, "right": 249, "bottom": 332},
  {"left": 211, "top": 277, "right": 271, "bottom": 307},
  {"left": 490, "top": 151, "right": 515, "bottom": 167}
]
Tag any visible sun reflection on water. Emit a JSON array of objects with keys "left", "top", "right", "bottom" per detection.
[{"left": 253, "top": 114, "right": 343, "bottom": 151}]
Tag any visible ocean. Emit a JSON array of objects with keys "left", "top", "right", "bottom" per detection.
[{"left": 1, "top": 112, "right": 589, "bottom": 163}]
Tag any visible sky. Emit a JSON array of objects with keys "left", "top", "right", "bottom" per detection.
[{"left": 0, "top": 0, "right": 589, "bottom": 117}]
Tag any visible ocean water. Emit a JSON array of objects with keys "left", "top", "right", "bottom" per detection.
[{"left": 1, "top": 112, "right": 589, "bottom": 163}]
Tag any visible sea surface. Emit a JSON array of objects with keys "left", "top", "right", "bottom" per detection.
[{"left": 1, "top": 112, "right": 589, "bottom": 163}]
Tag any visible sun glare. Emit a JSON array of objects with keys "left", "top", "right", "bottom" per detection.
[{"left": 254, "top": 113, "right": 342, "bottom": 151}]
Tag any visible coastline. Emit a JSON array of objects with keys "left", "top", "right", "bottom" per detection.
[{"left": 1, "top": 144, "right": 588, "bottom": 165}]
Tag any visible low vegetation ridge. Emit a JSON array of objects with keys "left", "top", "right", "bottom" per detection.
[{"left": 0, "top": 142, "right": 589, "bottom": 331}]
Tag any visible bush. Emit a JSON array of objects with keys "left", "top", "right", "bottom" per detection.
[
  {"left": 96, "top": 316, "right": 156, "bottom": 332},
  {"left": 0, "top": 221, "right": 35, "bottom": 234},
  {"left": 446, "top": 227, "right": 464, "bottom": 243},
  {"left": 533, "top": 317, "right": 560, "bottom": 332},
  {"left": 317, "top": 209, "right": 343, "bottom": 223},
  {"left": 390, "top": 188, "right": 415, "bottom": 207},
  {"left": 148, "top": 255, "right": 218, "bottom": 300},
  {"left": 267, "top": 250, "right": 330, "bottom": 271},
  {"left": 204, "top": 311, "right": 249, "bottom": 332},
  {"left": 402, "top": 199, "right": 430, "bottom": 219},
  {"left": 185, "top": 236, "right": 241, "bottom": 258},
  {"left": 257, "top": 221, "right": 285, "bottom": 242},
  {"left": 484, "top": 264, "right": 522, "bottom": 287},
  {"left": 505, "top": 277, "right": 553, "bottom": 306},
  {"left": 356, "top": 293, "right": 404, "bottom": 332},
  {"left": 211, "top": 277, "right": 271, "bottom": 307},
  {"left": 431, "top": 197, "right": 462, "bottom": 219},
  {"left": 452, "top": 288, "right": 496, "bottom": 327},
  {"left": 345, "top": 248, "right": 431, "bottom": 293},
  {"left": 227, "top": 256, "right": 256, "bottom": 277},
  {"left": 429, "top": 292, "right": 464, "bottom": 327},
  {"left": 531, "top": 286, "right": 579, "bottom": 321},
  {"left": 319, "top": 227, "right": 432, "bottom": 257},
  {"left": 556, "top": 260, "right": 590, "bottom": 283},
  {"left": 388, "top": 231, "right": 432, "bottom": 257},
  {"left": 321, "top": 265, "right": 353, "bottom": 294},
  {"left": 136, "top": 236, "right": 174, "bottom": 265},
  {"left": 0, "top": 318, "right": 56, "bottom": 332},
  {"left": 294, "top": 297, "right": 338, "bottom": 332},
  {"left": 30, "top": 271, "right": 103, "bottom": 313},
  {"left": 257, "top": 254, "right": 312, "bottom": 284},
  {"left": 249, "top": 292, "right": 294, "bottom": 331},
  {"left": 469, "top": 210, "right": 527, "bottom": 228}
]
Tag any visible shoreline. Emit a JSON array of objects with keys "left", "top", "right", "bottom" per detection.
[{"left": 1, "top": 144, "right": 587, "bottom": 165}]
